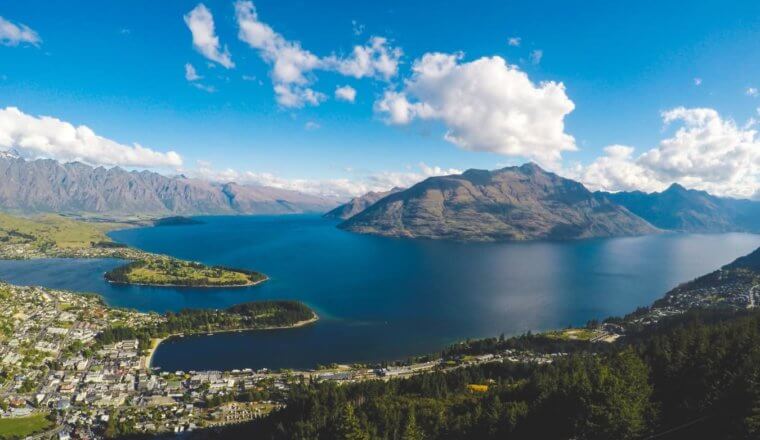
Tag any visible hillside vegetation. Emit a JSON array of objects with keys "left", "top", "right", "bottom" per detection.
[
  {"left": 0, "top": 212, "right": 120, "bottom": 249},
  {"left": 97, "top": 300, "right": 316, "bottom": 350}
]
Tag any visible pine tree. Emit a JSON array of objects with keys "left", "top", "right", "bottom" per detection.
[
  {"left": 336, "top": 403, "right": 369, "bottom": 440},
  {"left": 402, "top": 409, "right": 425, "bottom": 440}
]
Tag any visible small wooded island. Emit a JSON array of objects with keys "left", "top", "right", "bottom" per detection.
[{"left": 105, "top": 257, "right": 267, "bottom": 287}]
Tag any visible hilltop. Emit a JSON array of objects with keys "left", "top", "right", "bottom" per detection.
[{"left": 340, "top": 163, "right": 657, "bottom": 241}]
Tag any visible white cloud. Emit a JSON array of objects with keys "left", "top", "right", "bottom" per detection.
[
  {"left": 304, "top": 121, "right": 320, "bottom": 130},
  {"left": 529, "top": 49, "right": 543, "bottom": 65},
  {"left": 192, "top": 83, "right": 216, "bottom": 93},
  {"left": 375, "top": 53, "right": 576, "bottom": 164},
  {"left": 351, "top": 20, "right": 365, "bottom": 36},
  {"left": 578, "top": 107, "right": 760, "bottom": 198},
  {"left": 184, "top": 4, "right": 234, "bottom": 69},
  {"left": 507, "top": 37, "right": 521, "bottom": 47},
  {"left": 0, "top": 107, "right": 182, "bottom": 169},
  {"left": 694, "top": 77, "right": 702, "bottom": 86},
  {"left": 323, "top": 36, "right": 402, "bottom": 80},
  {"left": 747, "top": 87, "right": 759, "bottom": 97},
  {"left": 0, "top": 16, "right": 41, "bottom": 46},
  {"left": 234, "top": 1, "right": 401, "bottom": 108},
  {"left": 185, "top": 63, "right": 202, "bottom": 81},
  {"left": 574, "top": 145, "right": 664, "bottom": 193},
  {"left": 190, "top": 161, "right": 461, "bottom": 199},
  {"left": 273, "top": 84, "right": 325, "bottom": 107},
  {"left": 335, "top": 85, "right": 357, "bottom": 102}
]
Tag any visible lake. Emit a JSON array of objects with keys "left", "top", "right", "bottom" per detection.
[{"left": 0, "top": 215, "right": 758, "bottom": 371}]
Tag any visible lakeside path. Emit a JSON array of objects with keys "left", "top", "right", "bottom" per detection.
[{"left": 144, "top": 314, "right": 320, "bottom": 369}]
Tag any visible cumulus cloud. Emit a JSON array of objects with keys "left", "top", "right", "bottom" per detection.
[
  {"left": 507, "top": 37, "right": 521, "bottom": 47},
  {"left": 0, "top": 107, "right": 182, "bottom": 169},
  {"left": 190, "top": 161, "right": 461, "bottom": 199},
  {"left": 184, "top": 63, "right": 202, "bottom": 81},
  {"left": 234, "top": 1, "right": 401, "bottom": 108},
  {"left": 335, "top": 85, "right": 357, "bottom": 102},
  {"left": 0, "top": 16, "right": 41, "bottom": 46},
  {"left": 747, "top": 87, "right": 759, "bottom": 98},
  {"left": 184, "top": 4, "right": 234, "bottom": 69},
  {"left": 694, "top": 77, "right": 702, "bottom": 86},
  {"left": 323, "top": 36, "right": 402, "bottom": 80},
  {"left": 578, "top": 107, "right": 760, "bottom": 198},
  {"left": 375, "top": 53, "right": 576, "bottom": 164}
]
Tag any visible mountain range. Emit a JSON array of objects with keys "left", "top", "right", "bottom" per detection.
[
  {"left": 0, "top": 151, "right": 336, "bottom": 217},
  {"left": 4, "top": 151, "right": 760, "bottom": 241},
  {"left": 323, "top": 187, "right": 404, "bottom": 220},
  {"left": 339, "top": 163, "right": 658, "bottom": 241},
  {"left": 600, "top": 184, "right": 760, "bottom": 233}
]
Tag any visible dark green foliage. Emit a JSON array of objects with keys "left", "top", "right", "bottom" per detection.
[
  {"left": 186, "top": 308, "right": 760, "bottom": 440},
  {"left": 153, "top": 216, "right": 204, "bottom": 227},
  {"left": 103, "top": 260, "right": 143, "bottom": 283},
  {"left": 91, "top": 241, "right": 128, "bottom": 248},
  {"left": 96, "top": 301, "right": 313, "bottom": 349}
]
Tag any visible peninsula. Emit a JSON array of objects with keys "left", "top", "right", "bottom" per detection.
[{"left": 0, "top": 212, "right": 267, "bottom": 288}]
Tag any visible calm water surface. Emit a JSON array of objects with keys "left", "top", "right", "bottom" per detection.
[{"left": 0, "top": 215, "right": 758, "bottom": 371}]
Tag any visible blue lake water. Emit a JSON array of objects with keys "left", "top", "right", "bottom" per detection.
[{"left": 0, "top": 215, "right": 758, "bottom": 371}]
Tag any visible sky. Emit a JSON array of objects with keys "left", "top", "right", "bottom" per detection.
[{"left": 2, "top": 0, "right": 760, "bottom": 199}]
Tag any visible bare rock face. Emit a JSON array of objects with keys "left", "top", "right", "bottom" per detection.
[
  {"left": 323, "top": 187, "right": 404, "bottom": 220},
  {"left": 0, "top": 155, "right": 336, "bottom": 216},
  {"left": 340, "top": 163, "right": 658, "bottom": 241}
]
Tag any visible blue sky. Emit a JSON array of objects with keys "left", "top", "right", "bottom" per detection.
[{"left": 2, "top": 0, "right": 760, "bottom": 199}]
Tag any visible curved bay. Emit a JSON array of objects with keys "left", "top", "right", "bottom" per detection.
[{"left": 0, "top": 215, "right": 758, "bottom": 371}]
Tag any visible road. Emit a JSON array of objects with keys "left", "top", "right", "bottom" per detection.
[{"left": 749, "top": 284, "right": 759, "bottom": 309}]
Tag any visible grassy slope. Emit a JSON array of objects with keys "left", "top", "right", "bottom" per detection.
[
  {"left": 0, "top": 213, "right": 119, "bottom": 249},
  {"left": 0, "top": 414, "right": 53, "bottom": 438}
]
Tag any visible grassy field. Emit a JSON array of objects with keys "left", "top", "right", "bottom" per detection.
[
  {"left": 106, "top": 257, "right": 265, "bottom": 287},
  {"left": 0, "top": 413, "right": 54, "bottom": 439},
  {"left": 0, "top": 213, "right": 119, "bottom": 249},
  {"left": 544, "top": 328, "right": 597, "bottom": 341}
]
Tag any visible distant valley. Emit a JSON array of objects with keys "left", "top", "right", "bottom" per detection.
[{"left": 323, "top": 187, "right": 404, "bottom": 220}]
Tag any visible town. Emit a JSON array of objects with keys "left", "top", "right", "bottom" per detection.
[{"left": 0, "top": 281, "right": 575, "bottom": 438}]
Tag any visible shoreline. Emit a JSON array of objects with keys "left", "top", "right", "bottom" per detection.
[
  {"left": 106, "top": 274, "right": 269, "bottom": 289},
  {"left": 145, "top": 313, "right": 319, "bottom": 369}
]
